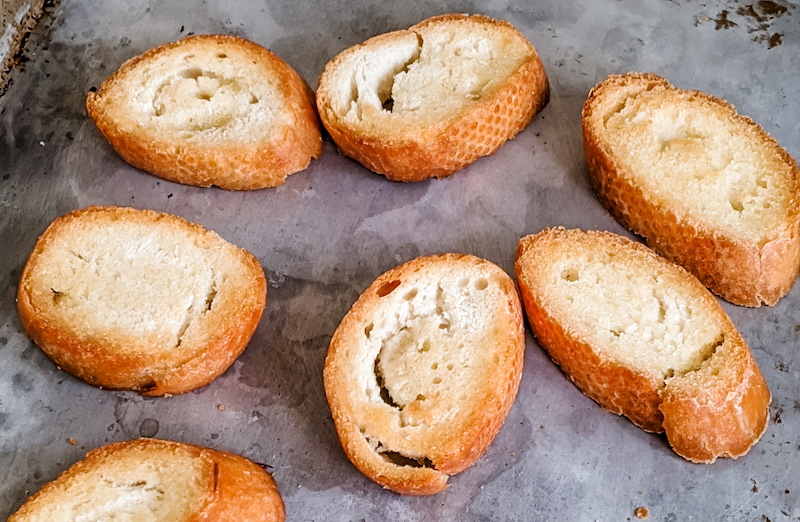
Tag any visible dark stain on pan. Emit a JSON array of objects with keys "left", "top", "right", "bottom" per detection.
[
  {"left": 713, "top": 0, "right": 793, "bottom": 48},
  {"left": 714, "top": 10, "right": 738, "bottom": 29}
]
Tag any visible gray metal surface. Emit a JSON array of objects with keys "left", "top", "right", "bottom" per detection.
[{"left": 1, "top": 0, "right": 798, "bottom": 520}]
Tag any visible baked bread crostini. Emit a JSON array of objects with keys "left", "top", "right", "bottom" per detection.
[
  {"left": 17, "top": 206, "right": 266, "bottom": 396},
  {"left": 324, "top": 254, "right": 525, "bottom": 494},
  {"left": 87, "top": 34, "right": 322, "bottom": 190},
  {"left": 9, "top": 438, "right": 285, "bottom": 521},
  {"left": 582, "top": 72, "right": 800, "bottom": 306},
  {"left": 515, "top": 228, "right": 771, "bottom": 463},
  {"left": 316, "top": 13, "right": 549, "bottom": 182}
]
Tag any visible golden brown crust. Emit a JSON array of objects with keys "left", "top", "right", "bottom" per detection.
[
  {"left": 86, "top": 34, "right": 322, "bottom": 190},
  {"left": 515, "top": 228, "right": 771, "bottom": 463},
  {"left": 659, "top": 340, "right": 771, "bottom": 463},
  {"left": 324, "top": 254, "right": 525, "bottom": 494},
  {"left": 582, "top": 72, "right": 800, "bottom": 307},
  {"left": 17, "top": 206, "right": 267, "bottom": 396},
  {"left": 316, "top": 14, "right": 549, "bottom": 182},
  {"left": 9, "top": 439, "right": 284, "bottom": 522}
]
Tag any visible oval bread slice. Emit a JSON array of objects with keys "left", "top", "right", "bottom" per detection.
[
  {"left": 9, "top": 438, "right": 285, "bottom": 521},
  {"left": 17, "top": 206, "right": 267, "bottom": 396},
  {"left": 582, "top": 72, "right": 800, "bottom": 307},
  {"left": 86, "top": 34, "right": 322, "bottom": 190},
  {"left": 316, "top": 14, "right": 549, "bottom": 182},
  {"left": 515, "top": 228, "right": 770, "bottom": 463},
  {"left": 324, "top": 254, "right": 525, "bottom": 494}
]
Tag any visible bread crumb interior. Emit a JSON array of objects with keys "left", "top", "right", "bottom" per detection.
[{"left": 602, "top": 89, "right": 794, "bottom": 243}]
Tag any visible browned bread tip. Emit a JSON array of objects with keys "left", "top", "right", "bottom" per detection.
[
  {"left": 582, "top": 72, "right": 800, "bottom": 306},
  {"left": 9, "top": 438, "right": 285, "bottom": 521},
  {"left": 324, "top": 253, "right": 525, "bottom": 494},
  {"left": 87, "top": 34, "right": 322, "bottom": 190},
  {"left": 17, "top": 206, "right": 266, "bottom": 396},
  {"left": 515, "top": 228, "right": 771, "bottom": 463},
  {"left": 316, "top": 14, "right": 549, "bottom": 182}
]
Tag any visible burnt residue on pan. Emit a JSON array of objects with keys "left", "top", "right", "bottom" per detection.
[{"left": 710, "top": 0, "right": 793, "bottom": 48}]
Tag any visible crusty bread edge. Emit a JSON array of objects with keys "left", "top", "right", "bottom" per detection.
[
  {"left": 16, "top": 206, "right": 267, "bottom": 396},
  {"left": 582, "top": 72, "right": 800, "bottom": 307},
  {"left": 86, "top": 34, "right": 322, "bottom": 190},
  {"left": 316, "top": 14, "right": 550, "bottom": 182},
  {"left": 8, "top": 438, "right": 285, "bottom": 521},
  {"left": 515, "top": 228, "right": 771, "bottom": 463},
  {"left": 324, "top": 253, "right": 525, "bottom": 495}
]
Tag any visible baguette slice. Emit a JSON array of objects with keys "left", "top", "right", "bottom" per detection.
[
  {"left": 316, "top": 14, "right": 549, "bottom": 182},
  {"left": 86, "top": 34, "right": 322, "bottom": 190},
  {"left": 324, "top": 254, "right": 524, "bottom": 494},
  {"left": 582, "top": 72, "right": 800, "bottom": 307},
  {"left": 9, "top": 438, "right": 285, "bottom": 521},
  {"left": 17, "top": 206, "right": 266, "bottom": 396},
  {"left": 515, "top": 228, "right": 770, "bottom": 463}
]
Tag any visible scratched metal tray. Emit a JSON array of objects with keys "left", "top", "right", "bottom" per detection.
[{"left": 1, "top": 1, "right": 798, "bottom": 520}]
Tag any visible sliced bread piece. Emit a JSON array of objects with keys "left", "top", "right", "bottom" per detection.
[
  {"left": 17, "top": 206, "right": 266, "bottom": 396},
  {"left": 582, "top": 72, "right": 800, "bottom": 307},
  {"left": 324, "top": 254, "right": 524, "bottom": 494},
  {"left": 515, "top": 228, "right": 771, "bottom": 463},
  {"left": 9, "top": 438, "right": 285, "bottom": 521},
  {"left": 316, "top": 14, "right": 549, "bottom": 182},
  {"left": 86, "top": 34, "right": 322, "bottom": 190}
]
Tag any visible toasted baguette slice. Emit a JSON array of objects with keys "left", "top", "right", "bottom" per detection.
[
  {"left": 316, "top": 14, "right": 549, "bottom": 182},
  {"left": 86, "top": 34, "right": 322, "bottom": 190},
  {"left": 9, "top": 438, "right": 285, "bottom": 521},
  {"left": 324, "top": 254, "right": 524, "bottom": 494},
  {"left": 17, "top": 206, "right": 266, "bottom": 396},
  {"left": 515, "top": 228, "right": 771, "bottom": 463},
  {"left": 582, "top": 72, "right": 800, "bottom": 307}
]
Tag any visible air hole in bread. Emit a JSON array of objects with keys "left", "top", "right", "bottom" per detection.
[
  {"left": 205, "top": 283, "right": 218, "bottom": 311},
  {"left": 757, "top": 178, "right": 768, "bottom": 189},
  {"left": 561, "top": 268, "right": 579, "bottom": 282},
  {"left": 610, "top": 329, "right": 622, "bottom": 337},
  {"left": 378, "top": 450, "right": 435, "bottom": 469},
  {"left": 474, "top": 278, "right": 488, "bottom": 290},
  {"left": 51, "top": 288, "right": 66, "bottom": 304},
  {"left": 403, "top": 288, "right": 418, "bottom": 301},
  {"left": 492, "top": 354, "right": 500, "bottom": 364},
  {"left": 446, "top": 363, "right": 454, "bottom": 371},
  {"left": 433, "top": 376, "right": 442, "bottom": 384},
  {"left": 138, "top": 380, "right": 158, "bottom": 393},
  {"left": 180, "top": 67, "right": 204, "bottom": 80},
  {"left": 419, "top": 339, "right": 430, "bottom": 353},
  {"left": 249, "top": 94, "right": 258, "bottom": 105},
  {"left": 196, "top": 92, "right": 212, "bottom": 101},
  {"left": 416, "top": 394, "right": 426, "bottom": 401},
  {"left": 431, "top": 362, "right": 438, "bottom": 370},
  {"left": 217, "top": 53, "right": 228, "bottom": 59},
  {"left": 458, "top": 278, "right": 469, "bottom": 288},
  {"left": 374, "top": 356, "right": 400, "bottom": 408},
  {"left": 365, "top": 323, "right": 374, "bottom": 338},
  {"left": 377, "top": 280, "right": 401, "bottom": 297},
  {"left": 382, "top": 97, "right": 394, "bottom": 112},
  {"left": 729, "top": 198, "right": 744, "bottom": 212}
]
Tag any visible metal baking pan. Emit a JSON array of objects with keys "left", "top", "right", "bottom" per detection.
[{"left": 1, "top": 0, "right": 797, "bottom": 519}]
